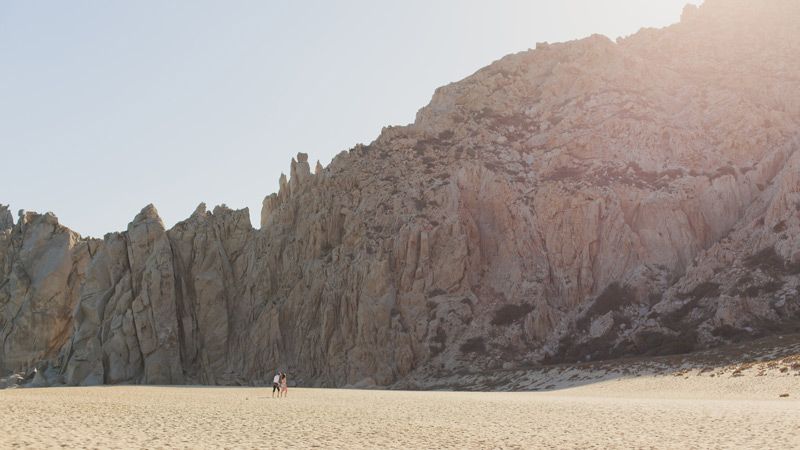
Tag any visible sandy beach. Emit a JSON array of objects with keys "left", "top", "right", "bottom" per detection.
[{"left": 2, "top": 367, "right": 798, "bottom": 450}]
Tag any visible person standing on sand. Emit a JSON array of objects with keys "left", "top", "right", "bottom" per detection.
[
  {"left": 272, "top": 373, "right": 281, "bottom": 398},
  {"left": 280, "top": 373, "right": 288, "bottom": 397}
]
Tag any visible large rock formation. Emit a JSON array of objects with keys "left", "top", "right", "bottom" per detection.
[
  {"left": 0, "top": 206, "right": 97, "bottom": 375},
  {"left": 2, "top": 0, "right": 800, "bottom": 387}
]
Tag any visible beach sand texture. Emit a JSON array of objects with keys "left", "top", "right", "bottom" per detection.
[{"left": 1, "top": 372, "right": 798, "bottom": 450}]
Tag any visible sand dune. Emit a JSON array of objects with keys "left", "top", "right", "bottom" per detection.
[{"left": 2, "top": 368, "right": 798, "bottom": 450}]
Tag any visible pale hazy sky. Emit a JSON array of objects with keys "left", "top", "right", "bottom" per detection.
[{"left": 1, "top": 0, "right": 695, "bottom": 237}]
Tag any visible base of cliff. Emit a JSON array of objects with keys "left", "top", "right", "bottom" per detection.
[{"left": 391, "top": 332, "right": 800, "bottom": 392}]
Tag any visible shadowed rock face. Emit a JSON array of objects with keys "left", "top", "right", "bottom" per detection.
[{"left": 3, "top": 0, "right": 800, "bottom": 387}]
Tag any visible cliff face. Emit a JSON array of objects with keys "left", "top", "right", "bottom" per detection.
[
  {"left": 3, "top": 0, "right": 800, "bottom": 387},
  {"left": 0, "top": 207, "right": 97, "bottom": 376}
]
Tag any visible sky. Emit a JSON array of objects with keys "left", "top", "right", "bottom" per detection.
[{"left": 1, "top": 0, "right": 696, "bottom": 238}]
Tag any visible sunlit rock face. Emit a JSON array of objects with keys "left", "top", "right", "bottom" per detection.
[
  {"left": 3, "top": 0, "right": 800, "bottom": 387},
  {"left": 0, "top": 206, "right": 98, "bottom": 376}
]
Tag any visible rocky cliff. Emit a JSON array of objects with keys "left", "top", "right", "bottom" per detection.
[{"left": 2, "top": 0, "right": 800, "bottom": 388}]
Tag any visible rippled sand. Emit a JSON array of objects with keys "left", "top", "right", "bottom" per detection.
[{"left": 1, "top": 374, "right": 798, "bottom": 450}]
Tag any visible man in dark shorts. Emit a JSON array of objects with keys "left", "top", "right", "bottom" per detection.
[{"left": 272, "top": 373, "right": 281, "bottom": 398}]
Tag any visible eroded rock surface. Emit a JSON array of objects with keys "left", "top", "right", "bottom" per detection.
[{"left": 0, "top": 205, "right": 97, "bottom": 375}]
